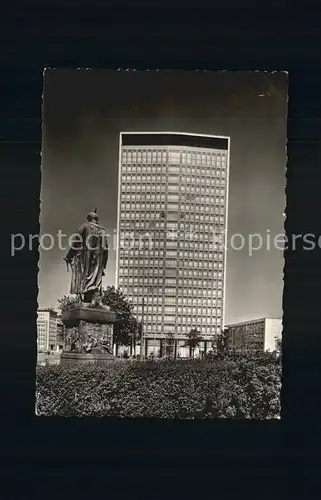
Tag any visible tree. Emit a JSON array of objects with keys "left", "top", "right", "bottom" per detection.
[
  {"left": 57, "top": 287, "right": 138, "bottom": 356},
  {"left": 165, "top": 331, "right": 175, "bottom": 359},
  {"left": 275, "top": 337, "right": 282, "bottom": 356},
  {"left": 216, "top": 328, "right": 230, "bottom": 358},
  {"left": 56, "top": 314, "right": 65, "bottom": 348},
  {"left": 56, "top": 296, "right": 78, "bottom": 351},
  {"left": 184, "top": 328, "right": 203, "bottom": 358},
  {"left": 101, "top": 286, "right": 137, "bottom": 355},
  {"left": 135, "top": 320, "right": 143, "bottom": 357},
  {"left": 57, "top": 294, "right": 79, "bottom": 313}
]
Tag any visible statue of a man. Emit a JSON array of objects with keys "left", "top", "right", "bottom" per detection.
[{"left": 64, "top": 209, "right": 108, "bottom": 305}]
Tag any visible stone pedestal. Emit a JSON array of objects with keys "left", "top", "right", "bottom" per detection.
[{"left": 60, "top": 305, "right": 117, "bottom": 366}]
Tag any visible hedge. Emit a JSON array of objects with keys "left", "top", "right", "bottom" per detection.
[{"left": 36, "top": 354, "right": 281, "bottom": 419}]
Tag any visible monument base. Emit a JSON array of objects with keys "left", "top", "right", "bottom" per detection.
[
  {"left": 60, "top": 305, "right": 117, "bottom": 367},
  {"left": 60, "top": 350, "right": 115, "bottom": 366}
]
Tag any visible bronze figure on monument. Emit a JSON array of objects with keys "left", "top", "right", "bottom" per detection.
[
  {"left": 60, "top": 209, "right": 116, "bottom": 365},
  {"left": 63, "top": 208, "right": 108, "bottom": 306}
]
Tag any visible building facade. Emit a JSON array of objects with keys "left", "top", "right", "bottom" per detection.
[
  {"left": 56, "top": 320, "right": 65, "bottom": 351},
  {"left": 37, "top": 308, "right": 58, "bottom": 352},
  {"left": 116, "top": 132, "right": 230, "bottom": 357},
  {"left": 225, "top": 318, "right": 282, "bottom": 353}
]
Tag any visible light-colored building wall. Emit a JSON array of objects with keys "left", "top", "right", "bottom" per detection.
[
  {"left": 37, "top": 314, "right": 49, "bottom": 352},
  {"left": 37, "top": 309, "right": 58, "bottom": 352},
  {"left": 56, "top": 322, "right": 65, "bottom": 351},
  {"left": 264, "top": 318, "right": 282, "bottom": 352}
]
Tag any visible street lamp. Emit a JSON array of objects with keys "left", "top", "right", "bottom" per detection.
[
  {"left": 140, "top": 296, "right": 145, "bottom": 361},
  {"left": 129, "top": 216, "right": 165, "bottom": 361},
  {"left": 128, "top": 222, "right": 150, "bottom": 362}
]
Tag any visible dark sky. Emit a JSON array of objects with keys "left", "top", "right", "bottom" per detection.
[{"left": 39, "top": 70, "right": 287, "bottom": 324}]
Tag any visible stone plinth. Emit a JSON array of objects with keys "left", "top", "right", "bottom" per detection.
[
  {"left": 62, "top": 305, "right": 116, "bottom": 326},
  {"left": 60, "top": 305, "right": 117, "bottom": 366},
  {"left": 59, "top": 351, "right": 115, "bottom": 366}
]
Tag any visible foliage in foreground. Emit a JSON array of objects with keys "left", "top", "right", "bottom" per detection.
[{"left": 36, "top": 353, "right": 281, "bottom": 419}]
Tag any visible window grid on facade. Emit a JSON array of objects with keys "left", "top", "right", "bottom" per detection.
[{"left": 118, "top": 136, "right": 229, "bottom": 344}]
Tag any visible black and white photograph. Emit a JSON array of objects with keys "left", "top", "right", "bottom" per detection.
[{"left": 34, "top": 69, "right": 287, "bottom": 418}]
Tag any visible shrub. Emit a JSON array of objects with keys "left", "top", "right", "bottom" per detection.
[{"left": 36, "top": 354, "right": 281, "bottom": 419}]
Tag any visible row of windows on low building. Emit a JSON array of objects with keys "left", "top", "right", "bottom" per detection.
[
  {"left": 228, "top": 322, "right": 265, "bottom": 336},
  {"left": 121, "top": 149, "right": 227, "bottom": 166}
]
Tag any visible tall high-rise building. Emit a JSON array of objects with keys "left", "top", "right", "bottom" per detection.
[
  {"left": 37, "top": 308, "right": 58, "bottom": 352},
  {"left": 116, "top": 132, "right": 230, "bottom": 357}
]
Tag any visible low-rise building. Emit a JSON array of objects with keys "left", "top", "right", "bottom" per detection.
[
  {"left": 56, "top": 320, "right": 65, "bottom": 351},
  {"left": 225, "top": 317, "right": 282, "bottom": 353},
  {"left": 37, "top": 308, "right": 58, "bottom": 352}
]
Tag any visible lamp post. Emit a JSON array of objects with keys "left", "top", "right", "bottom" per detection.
[
  {"left": 140, "top": 297, "right": 145, "bottom": 361},
  {"left": 130, "top": 215, "right": 164, "bottom": 361},
  {"left": 128, "top": 222, "right": 147, "bottom": 362},
  {"left": 130, "top": 325, "right": 135, "bottom": 358},
  {"left": 135, "top": 226, "right": 150, "bottom": 362}
]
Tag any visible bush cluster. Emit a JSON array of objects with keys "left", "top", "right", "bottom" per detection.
[{"left": 36, "top": 353, "right": 281, "bottom": 419}]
